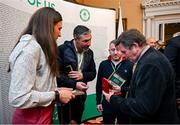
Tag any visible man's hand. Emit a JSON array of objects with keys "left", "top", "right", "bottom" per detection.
[
  {"left": 103, "top": 90, "right": 114, "bottom": 102},
  {"left": 112, "top": 85, "right": 121, "bottom": 91},
  {"left": 68, "top": 71, "right": 83, "bottom": 80},
  {"left": 96, "top": 104, "right": 103, "bottom": 112},
  {"left": 55, "top": 87, "right": 75, "bottom": 104},
  {"left": 76, "top": 82, "right": 88, "bottom": 91}
]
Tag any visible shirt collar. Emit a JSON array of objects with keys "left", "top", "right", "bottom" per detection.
[
  {"left": 135, "top": 45, "right": 150, "bottom": 64},
  {"left": 73, "top": 40, "right": 78, "bottom": 53}
]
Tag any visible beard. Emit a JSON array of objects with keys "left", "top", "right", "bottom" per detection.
[
  {"left": 83, "top": 47, "right": 89, "bottom": 52},
  {"left": 113, "top": 56, "right": 120, "bottom": 61}
]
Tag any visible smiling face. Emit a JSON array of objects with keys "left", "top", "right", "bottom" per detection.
[
  {"left": 146, "top": 37, "right": 156, "bottom": 48},
  {"left": 53, "top": 21, "right": 62, "bottom": 40}
]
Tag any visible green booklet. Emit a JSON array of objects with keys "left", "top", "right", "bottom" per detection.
[{"left": 108, "top": 72, "right": 126, "bottom": 87}]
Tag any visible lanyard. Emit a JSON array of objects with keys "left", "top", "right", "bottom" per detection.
[{"left": 110, "top": 61, "right": 121, "bottom": 72}]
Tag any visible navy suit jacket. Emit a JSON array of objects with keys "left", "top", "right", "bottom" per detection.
[
  {"left": 57, "top": 40, "right": 96, "bottom": 89},
  {"left": 110, "top": 47, "right": 178, "bottom": 123},
  {"left": 164, "top": 36, "right": 180, "bottom": 97}
]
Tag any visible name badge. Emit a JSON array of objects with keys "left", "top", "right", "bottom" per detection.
[{"left": 109, "top": 72, "right": 126, "bottom": 87}]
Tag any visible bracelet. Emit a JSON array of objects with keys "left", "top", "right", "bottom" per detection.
[{"left": 54, "top": 90, "right": 59, "bottom": 102}]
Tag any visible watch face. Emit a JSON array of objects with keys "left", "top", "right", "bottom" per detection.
[{"left": 55, "top": 91, "right": 59, "bottom": 101}]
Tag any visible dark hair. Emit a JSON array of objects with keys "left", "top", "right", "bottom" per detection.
[
  {"left": 13, "top": 7, "right": 62, "bottom": 77},
  {"left": 73, "top": 25, "right": 91, "bottom": 39},
  {"left": 116, "top": 29, "right": 146, "bottom": 49}
]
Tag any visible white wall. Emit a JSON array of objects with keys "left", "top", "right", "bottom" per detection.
[{"left": 0, "top": 0, "right": 116, "bottom": 123}]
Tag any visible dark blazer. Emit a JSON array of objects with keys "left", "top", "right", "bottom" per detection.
[
  {"left": 57, "top": 40, "right": 96, "bottom": 88},
  {"left": 164, "top": 36, "right": 180, "bottom": 97},
  {"left": 110, "top": 47, "right": 178, "bottom": 123}
]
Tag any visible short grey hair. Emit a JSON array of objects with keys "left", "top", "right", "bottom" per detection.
[
  {"left": 73, "top": 25, "right": 91, "bottom": 39},
  {"left": 116, "top": 29, "right": 146, "bottom": 49}
]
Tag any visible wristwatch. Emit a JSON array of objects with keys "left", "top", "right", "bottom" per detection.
[{"left": 55, "top": 90, "right": 60, "bottom": 102}]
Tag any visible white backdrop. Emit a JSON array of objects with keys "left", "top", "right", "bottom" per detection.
[{"left": 0, "top": 0, "right": 116, "bottom": 123}]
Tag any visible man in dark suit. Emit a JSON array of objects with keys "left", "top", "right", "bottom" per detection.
[
  {"left": 164, "top": 35, "right": 180, "bottom": 118},
  {"left": 57, "top": 25, "right": 96, "bottom": 124},
  {"left": 103, "top": 29, "right": 179, "bottom": 123}
]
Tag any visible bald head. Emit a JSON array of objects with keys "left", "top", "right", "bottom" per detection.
[{"left": 146, "top": 37, "right": 156, "bottom": 48}]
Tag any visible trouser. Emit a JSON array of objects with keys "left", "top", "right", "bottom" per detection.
[
  {"left": 176, "top": 80, "right": 180, "bottom": 120},
  {"left": 176, "top": 97, "right": 180, "bottom": 119},
  {"left": 13, "top": 103, "right": 54, "bottom": 124},
  {"left": 57, "top": 94, "right": 86, "bottom": 124},
  {"left": 102, "top": 112, "right": 129, "bottom": 124},
  {"left": 116, "top": 112, "right": 130, "bottom": 124},
  {"left": 102, "top": 112, "right": 116, "bottom": 124}
]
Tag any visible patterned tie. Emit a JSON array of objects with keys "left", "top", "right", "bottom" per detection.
[
  {"left": 132, "top": 63, "right": 137, "bottom": 73},
  {"left": 125, "top": 63, "right": 137, "bottom": 98}
]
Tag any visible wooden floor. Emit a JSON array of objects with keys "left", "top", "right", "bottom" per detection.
[{"left": 82, "top": 116, "right": 103, "bottom": 124}]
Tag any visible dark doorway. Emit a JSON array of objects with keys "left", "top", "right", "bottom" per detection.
[{"left": 165, "top": 23, "right": 180, "bottom": 42}]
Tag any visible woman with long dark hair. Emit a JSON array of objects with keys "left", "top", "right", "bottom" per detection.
[{"left": 8, "top": 7, "right": 74, "bottom": 124}]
